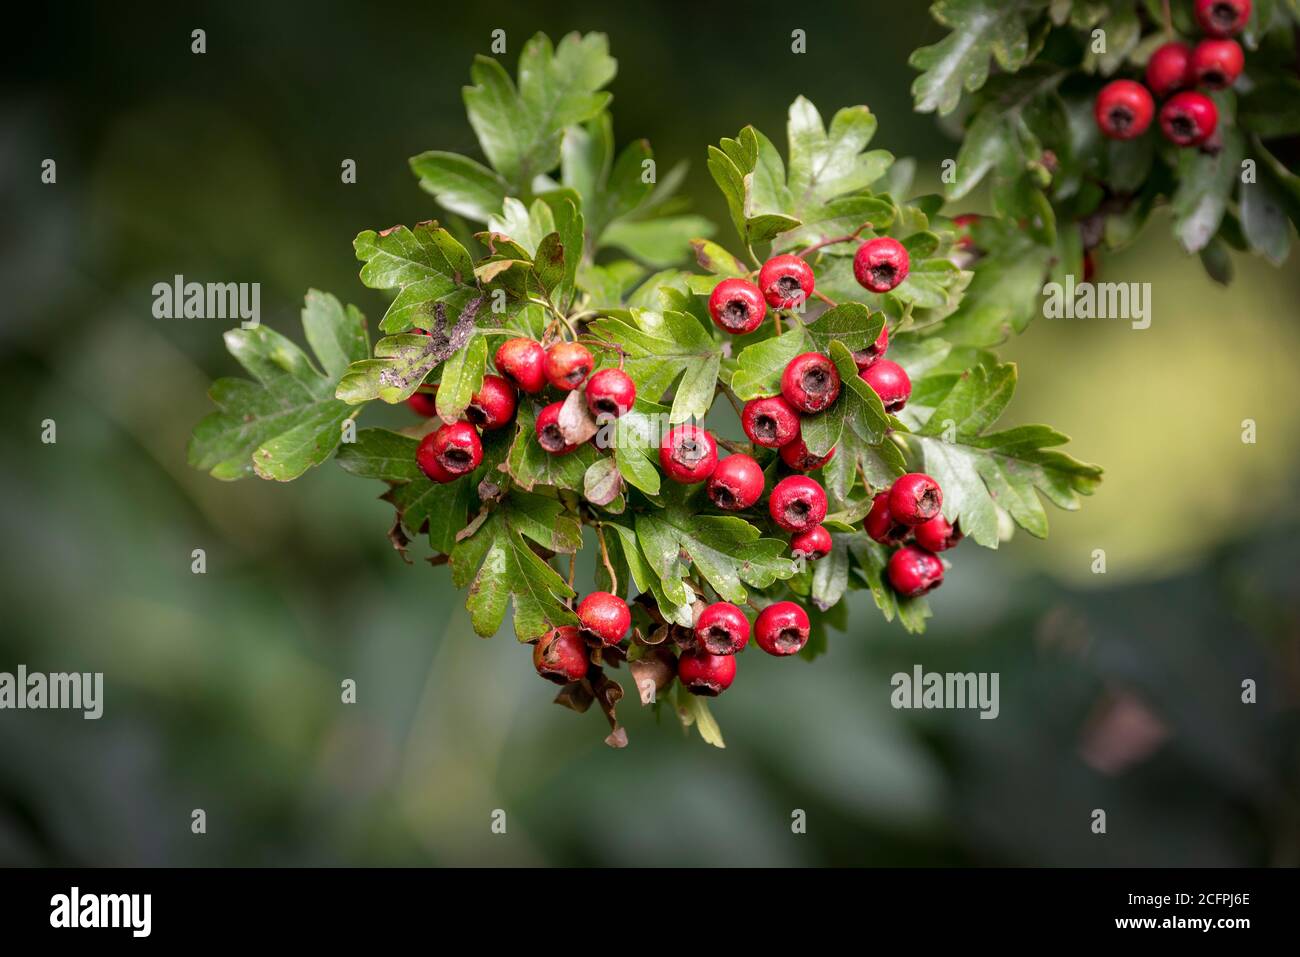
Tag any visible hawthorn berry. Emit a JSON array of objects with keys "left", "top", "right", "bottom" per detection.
[
  {"left": 769, "top": 475, "right": 828, "bottom": 533},
  {"left": 407, "top": 390, "right": 437, "bottom": 417},
  {"left": 889, "top": 473, "right": 943, "bottom": 526},
  {"left": 585, "top": 368, "right": 636, "bottom": 418},
  {"left": 1160, "top": 90, "right": 1218, "bottom": 146},
  {"left": 758, "top": 254, "right": 815, "bottom": 310},
  {"left": 754, "top": 601, "right": 810, "bottom": 656},
  {"left": 1194, "top": 0, "right": 1251, "bottom": 37},
  {"left": 464, "top": 374, "right": 517, "bottom": 430},
  {"left": 853, "top": 237, "right": 910, "bottom": 293},
  {"left": 860, "top": 358, "right": 911, "bottom": 413},
  {"left": 545, "top": 342, "right": 593, "bottom": 391},
  {"left": 886, "top": 545, "right": 944, "bottom": 598},
  {"left": 660, "top": 424, "right": 718, "bottom": 484},
  {"left": 533, "top": 626, "right": 590, "bottom": 684},
  {"left": 677, "top": 648, "right": 736, "bottom": 696},
  {"left": 779, "top": 436, "right": 835, "bottom": 472},
  {"left": 695, "top": 602, "right": 751, "bottom": 655},
  {"left": 952, "top": 213, "right": 981, "bottom": 250},
  {"left": 1146, "top": 42, "right": 1194, "bottom": 97},
  {"left": 781, "top": 352, "right": 841, "bottom": 413},
  {"left": 1191, "top": 39, "right": 1244, "bottom": 89},
  {"left": 742, "top": 395, "right": 801, "bottom": 448},
  {"left": 853, "top": 323, "right": 890, "bottom": 371},
  {"left": 417, "top": 421, "right": 482, "bottom": 482},
  {"left": 865, "top": 490, "right": 910, "bottom": 545},
  {"left": 1093, "top": 80, "right": 1155, "bottom": 140},
  {"left": 707, "top": 277, "right": 767, "bottom": 334},
  {"left": 494, "top": 337, "right": 547, "bottom": 394},
  {"left": 913, "top": 514, "right": 962, "bottom": 553},
  {"left": 535, "top": 401, "right": 577, "bottom": 455},
  {"left": 577, "top": 591, "right": 631, "bottom": 646},
  {"left": 707, "top": 454, "right": 765, "bottom": 510},
  {"left": 791, "top": 524, "right": 832, "bottom": 561}
]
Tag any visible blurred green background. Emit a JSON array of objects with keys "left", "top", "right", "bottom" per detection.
[{"left": 3, "top": 2, "right": 1298, "bottom": 866}]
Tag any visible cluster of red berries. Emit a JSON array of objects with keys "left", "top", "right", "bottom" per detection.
[
  {"left": 866, "top": 471, "right": 960, "bottom": 598},
  {"left": 1094, "top": 0, "right": 1250, "bottom": 147}
]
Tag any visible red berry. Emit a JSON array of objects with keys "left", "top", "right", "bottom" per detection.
[
  {"left": 659, "top": 424, "right": 718, "bottom": 484},
  {"left": 576, "top": 592, "right": 631, "bottom": 646},
  {"left": 791, "top": 525, "right": 832, "bottom": 560},
  {"left": 781, "top": 352, "right": 841, "bottom": 413},
  {"left": 769, "top": 475, "right": 828, "bottom": 533},
  {"left": 860, "top": 359, "right": 911, "bottom": 413},
  {"left": 464, "top": 374, "right": 517, "bottom": 430},
  {"left": 913, "top": 514, "right": 962, "bottom": 553},
  {"left": 707, "top": 454, "right": 765, "bottom": 510},
  {"left": 533, "top": 626, "right": 590, "bottom": 684},
  {"left": 779, "top": 437, "right": 835, "bottom": 472},
  {"left": 1159, "top": 90, "right": 1218, "bottom": 146},
  {"left": 888, "top": 473, "right": 943, "bottom": 526},
  {"left": 754, "top": 601, "right": 810, "bottom": 656},
  {"left": 758, "top": 254, "right": 815, "bottom": 310},
  {"left": 1094, "top": 80, "right": 1155, "bottom": 140},
  {"left": 695, "top": 602, "right": 750, "bottom": 656},
  {"left": 545, "top": 342, "right": 593, "bottom": 391},
  {"left": 1191, "top": 39, "right": 1243, "bottom": 89},
  {"left": 1146, "top": 42, "right": 1194, "bottom": 97},
  {"left": 417, "top": 421, "right": 482, "bottom": 481},
  {"left": 407, "top": 391, "right": 437, "bottom": 417},
  {"left": 742, "top": 395, "right": 800, "bottom": 448},
  {"left": 1195, "top": 0, "right": 1251, "bottom": 37},
  {"left": 707, "top": 278, "right": 767, "bottom": 334},
  {"left": 887, "top": 545, "right": 944, "bottom": 598},
  {"left": 952, "top": 213, "right": 981, "bottom": 250},
  {"left": 677, "top": 648, "right": 736, "bottom": 696},
  {"left": 585, "top": 368, "right": 636, "bottom": 418},
  {"left": 853, "top": 323, "right": 889, "bottom": 371},
  {"left": 495, "top": 338, "right": 547, "bottom": 394},
  {"left": 853, "top": 237, "right": 910, "bottom": 293},
  {"left": 1083, "top": 250, "right": 1099, "bottom": 283},
  {"left": 535, "top": 401, "right": 577, "bottom": 455},
  {"left": 865, "top": 490, "right": 910, "bottom": 545}
]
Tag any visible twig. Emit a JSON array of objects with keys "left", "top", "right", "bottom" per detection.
[
  {"left": 1161, "top": 0, "right": 1173, "bottom": 39},
  {"left": 812, "top": 289, "right": 839, "bottom": 308},
  {"left": 567, "top": 552, "right": 577, "bottom": 592},
  {"left": 797, "top": 222, "right": 873, "bottom": 259},
  {"left": 596, "top": 524, "right": 618, "bottom": 595}
]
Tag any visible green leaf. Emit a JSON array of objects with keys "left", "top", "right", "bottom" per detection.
[
  {"left": 676, "top": 689, "right": 726, "bottom": 749},
  {"left": 409, "top": 151, "right": 511, "bottom": 222},
  {"left": 690, "top": 239, "right": 749, "bottom": 276},
  {"left": 910, "top": 0, "right": 1044, "bottom": 115},
  {"left": 1239, "top": 173, "right": 1292, "bottom": 266},
  {"left": 1172, "top": 126, "right": 1245, "bottom": 253},
  {"left": 940, "top": 224, "right": 1053, "bottom": 346},
  {"left": 354, "top": 221, "right": 476, "bottom": 334},
  {"left": 786, "top": 97, "right": 893, "bottom": 215},
  {"left": 730, "top": 327, "right": 810, "bottom": 399},
  {"left": 434, "top": 334, "right": 487, "bottom": 423},
  {"left": 505, "top": 402, "right": 598, "bottom": 492},
  {"left": 802, "top": 341, "right": 890, "bottom": 459},
  {"left": 602, "top": 215, "right": 712, "bottom": 267},
  {"left": 335, "top": 428, "right": 424, "bottom": 482},
  {"left": 848, "top": 538, "right": 932, "bottom": 634},
  {"left": 811, "top": 533, "right": 851, "bottom": 611}
]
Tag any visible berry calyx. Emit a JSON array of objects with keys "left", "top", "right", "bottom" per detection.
[
  {"left": 853, "top": 237, "right": 910, "bottom": 293},
  {"left": 707, "top": 277, "right": 767, "bottom": 334},
  {"left": 535, "top": 401, "right": 577, "bottom": 455},
  {"left": 585, "top": 368, "right": 636, "bottom": 418},
  {"left": 769, "top": 475, "right": 828, "bottom": 533},
  {"left": 695, "top": 602, "right": 751, "bottom": 656},
  {"left": 533, "top": 626, "right": 590, "bottom": 684},
  {"left": 754, "top": 601, "right": 810, "bottom": 656},
  {"left": 742, "top": 395, "right": 801, "bottom": 448},
  {"left": 1093, "top": 79, "right": 1155, "bottom": 140},
  {"left": 781, "top": 352, "right": 841, "bottom": 413},
  {"left": 407, "top": 391, "right": 437, "bottom": 417},
  {"left": 707, "top": 454, "right": 765, "bottom": 510},
  {"left": 659, "top": 424, "right": 718, "bottom": 484},
  {"left": 888, "top": 473, "right": 943, "bottom": 526},
  {"left": 1194, "top": 0, "right": 1251, "bottom": 37},
  {"left": 1159, "top": 90, "right": 1218, "bottom": 146},
  {"left": 886, "top": 545, "right": 945, "bottom": 598},
  {"left": 494, "top": 337, "right": 547, "bottom": 394},
  {"left": 1145, "top": 42, "right": 1194, "bottom": 98},
  {"left": 791, "top": 525, "right": 832, "bottom": 560},
  {"left": 913, "top": 514, "right": 963, "bottom": 553},
  {"left": 417, "top": 421, "right": 482, "bottom": 480},
  {"left": 677, "top": 648, "right": 736, "bottom": 696},
  {"left": 852, "top": 323, "right": 889, "bottom": 371},
  {"left": 779, "top": 436, "right": 835, "bottom": 472},
  {"left": 865, "top": 490, "right": 910, "bottom": 545},
  {"left": 860, "top": 359, "right": 912, "bottom": 413},
  {"left": 576, "top": 591, "right": 631, "bottom": 646},
  {"left": 544, "top": 342, "right": 593, "bottom": 391},
  {"left": 758, "top": 254, "right": 815, "bottom": 310},
  {"left": 1191, "top": 39, "right": 1244, "bottom": 89},
  {"left": 465, "top": 374, "right": 518, "bottom": 430}
]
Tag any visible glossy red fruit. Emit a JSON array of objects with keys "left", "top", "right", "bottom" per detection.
[
  {"left": 1146, "top": 42, "right": 1194, "bottom": 97},
  {"left": 659, "top": 424, "right": 718, "bottom": 484},
  {"left": 952, "top": 213, "right": 981, "bottom": 250},
  {"left": 1191, "top": 39, "right": 1244, "bottom": 89},
  {"left": 495, "top": 338, "right": 547, "bottom": 394},
  {"left": 1160, "top": 91, "right": 1218, "bottom": 146},
  {"left": 707, "top": 277, "right": 767, "bottom": 334},
  {"left": 888, "top": 473, "right": 943, "bottom": 526},
  {"left": 853, "top": 237, "right": 910, "bottom": 293},
  {"left": 585, "top": 368, "right": 636, "bottom": 418},
  {"left": 407, "top": 391, "right": 438, "bottom": 417},
  {"left": 791, "top": 525, "right": 832, "bottom": 561},
  {"left": 913, "top": 514, "right": 963, "bottom": 553},
  {"left": 742, "top": 395, "right": 801, "bottom": 448},
  {"left": 779, "top": 437, "right": 835, "bottom": 472},
  {"left": 887, "top": 545, "right": 945, "bottom": 598},
  {"left": 781, "top": 352, "right": 841, "bottom": 413},
  {"left": 464, "top": 374, "right": 517, "bottom": 430},
  {"left": 535, "top": 401, "right": 577, "bottom": 454},
  {"left": 677, "top": 648, "right": 736, "bottom": 696},
  {"left": 754, "top": 601, "right": 810, "bottom": 656},
  {"left": 860, "top": 359, "right": 911, "bottom": 413},
  {"left": 769, "top": 475, "right": 828, "bottom": 533},
  {"left": 533, "top": 626, "right": 590, "bottom": 684},
  {"left": 758, "top": 254, "right": 815, "bottom": 310},
  {"left": 866, "top": 491, "right": 910, "bottom": 545},
  {"left": 417, "top": 421, "right": 482, "bottom": 481},
  {"left": 545, "top": 342, "right": 593, "bottom": 391},
  {"left": 577, "top": 592, "right": 631, "bottom": 646},
  {"left": 695, "top": 602, "right": 750, "bottom": 656},
  {"left": 1194, "top": 0, "right": 1251, "bottom": 37},
  {"left": 853, "top": 324, "right": 889, "bottom": 371},
  {"left": 1093, "top": 80, "right": 1155, "bottom": 140},
  {"left": 707, "top": 454, "right": 765, "bottom": 510}
]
